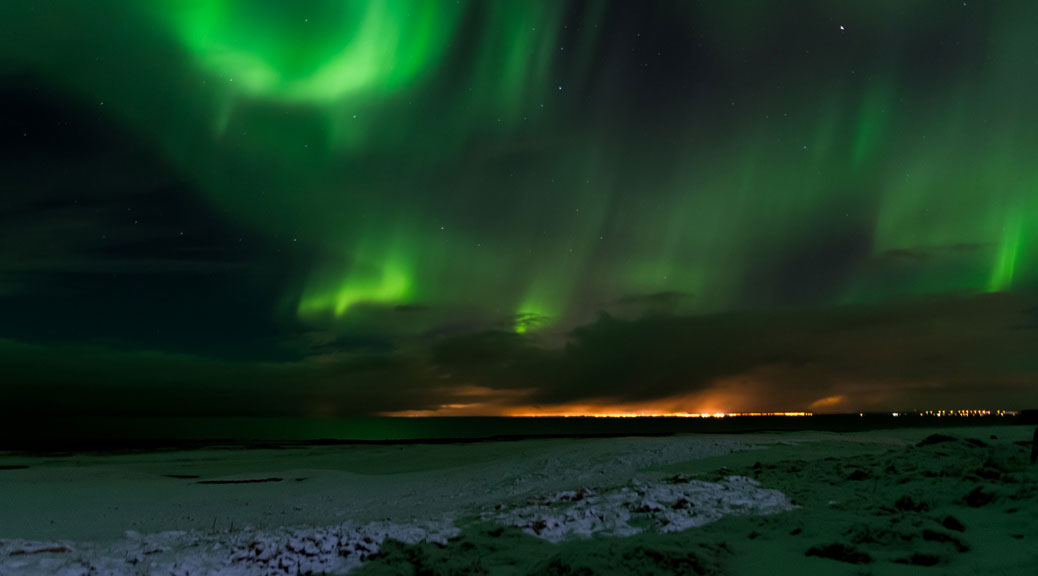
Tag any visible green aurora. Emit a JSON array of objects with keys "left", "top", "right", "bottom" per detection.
[{"left": 1, "top": 0, "right": 1037, "bottom": 416}]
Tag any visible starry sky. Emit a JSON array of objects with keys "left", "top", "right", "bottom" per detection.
[{"left": 1, "top": 0, "right": 1037, "bottom": 419}]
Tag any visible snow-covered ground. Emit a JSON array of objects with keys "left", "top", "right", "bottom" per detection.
[
  {"left": 0, "top": 475, "right": 793, "bottom": 575},
  {"left": 0, "top": 435, "right": 760, "bottom": 543},
  {"left": 1, "top": 426, "right": 1035, "bottom": 575}
]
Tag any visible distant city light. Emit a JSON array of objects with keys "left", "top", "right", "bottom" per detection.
[
  {"left": 912, "top": 409, "right": 1015, "bottom": 417},
  {"left": 510, "top": 412, "right": 814, "bottom": 418},
  {"left": 505, "top": 409, "right": 1020, "bottom": 418}
]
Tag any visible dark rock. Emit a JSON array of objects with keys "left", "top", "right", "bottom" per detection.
[
  {"left": 1031, "top": 425, "right": 1037, "bottom": 465},
  {"left": 941, "top": 515, "right": 966, "bottom": 532},
  {"left": 541, "top": 557, "right": 594, "bottom": 576},
  {"left": 805, "top": 543, "right": 872, "bottom": 564},
  {"left": 197, "top": 477, "right": 282, "bottom": 485},
  {"left": 922, "top": 529, "right": 970, "bottom": 552},
  {"left": 848, "top": 525, "right": 915, "bottom": 546},
  {"left": 895, "top": 553, "right": 942, "bottom": 566},
  {"left": 557, "top": 488, "right": 593, "bottom": 502},
  {"left": 982, "top": 456, "right": 1007, "bottom": 472},
  {"left": 846, "top": 469, "right": 871, "bottom": 481},
  {"left": 973, "top": 467, "right": 1004, "bottom": 481},
  {"left": 917, "top": 434, "right": 957, "bottom": 447},
  {"left": 962, "top": 486, "right": 996, "bottom": 507},
  {"left": 671, "top": 498, "right": 693, "bottom": 510},
  {"left": 9, "top": 546, "right": 70, "bottom": 556},
  {"left": 894, "top": 495, "right": 928, "bottom": 512}
]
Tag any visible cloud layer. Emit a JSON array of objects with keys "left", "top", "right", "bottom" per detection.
[{"left": 4, "top": 291, "right": 1036, "bottom": 420}]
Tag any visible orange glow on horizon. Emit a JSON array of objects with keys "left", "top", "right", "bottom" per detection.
[
  {"left": 377, "top": 381, "right": 817, "bottom": 418},
  {"left": 505, "top": 411, "right": 813, "bottom": 418},
  {"left": 809, "top": 395, "right": 847, "bottom": 410},
  {"left": 382, "top": 401, "right": 815, "bottom": 418},
  {"left": 496, "top": 395, "right": 813, "bottom": 417}
]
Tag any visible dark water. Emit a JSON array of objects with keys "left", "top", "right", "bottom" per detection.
[{"left": 1, "top": 413, "right": 1032, "bottom": 451}]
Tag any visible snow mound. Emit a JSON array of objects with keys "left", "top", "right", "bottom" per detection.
[
  {"left": 0, "top": 519, "right": 458, "bottom": 576},
  {"left": 487, "top": 475, "right": 796, "bottom": 542}
]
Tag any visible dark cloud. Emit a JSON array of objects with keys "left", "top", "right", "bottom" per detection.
[
  {"left": 605, "top": 291, "right": 693, "bottom": 317},
  {"left": 867, "top": 243, "right": 993, "bottom": 268},
  {"left": 4, "top": 292, "right": 1036, "bottom": 421},
  {"left": 0, "top": 339, "right": 438, "bottom": 419}
]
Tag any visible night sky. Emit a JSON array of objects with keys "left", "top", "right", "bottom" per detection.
[{"left": 2, "top": 1, "right": 1037, "bottom": 418}]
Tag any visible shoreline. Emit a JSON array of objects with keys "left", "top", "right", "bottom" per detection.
[{"left": 1, "top": 414, "right": 1030, "bottom": 455}]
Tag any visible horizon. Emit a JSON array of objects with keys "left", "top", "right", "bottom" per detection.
[{"left": 2, "top": 410, "right": 1031, "bottom": 449}]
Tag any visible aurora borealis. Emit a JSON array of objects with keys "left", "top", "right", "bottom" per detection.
[{"left": 1, "top": 1, "right": 1037, "bottom": 418}]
